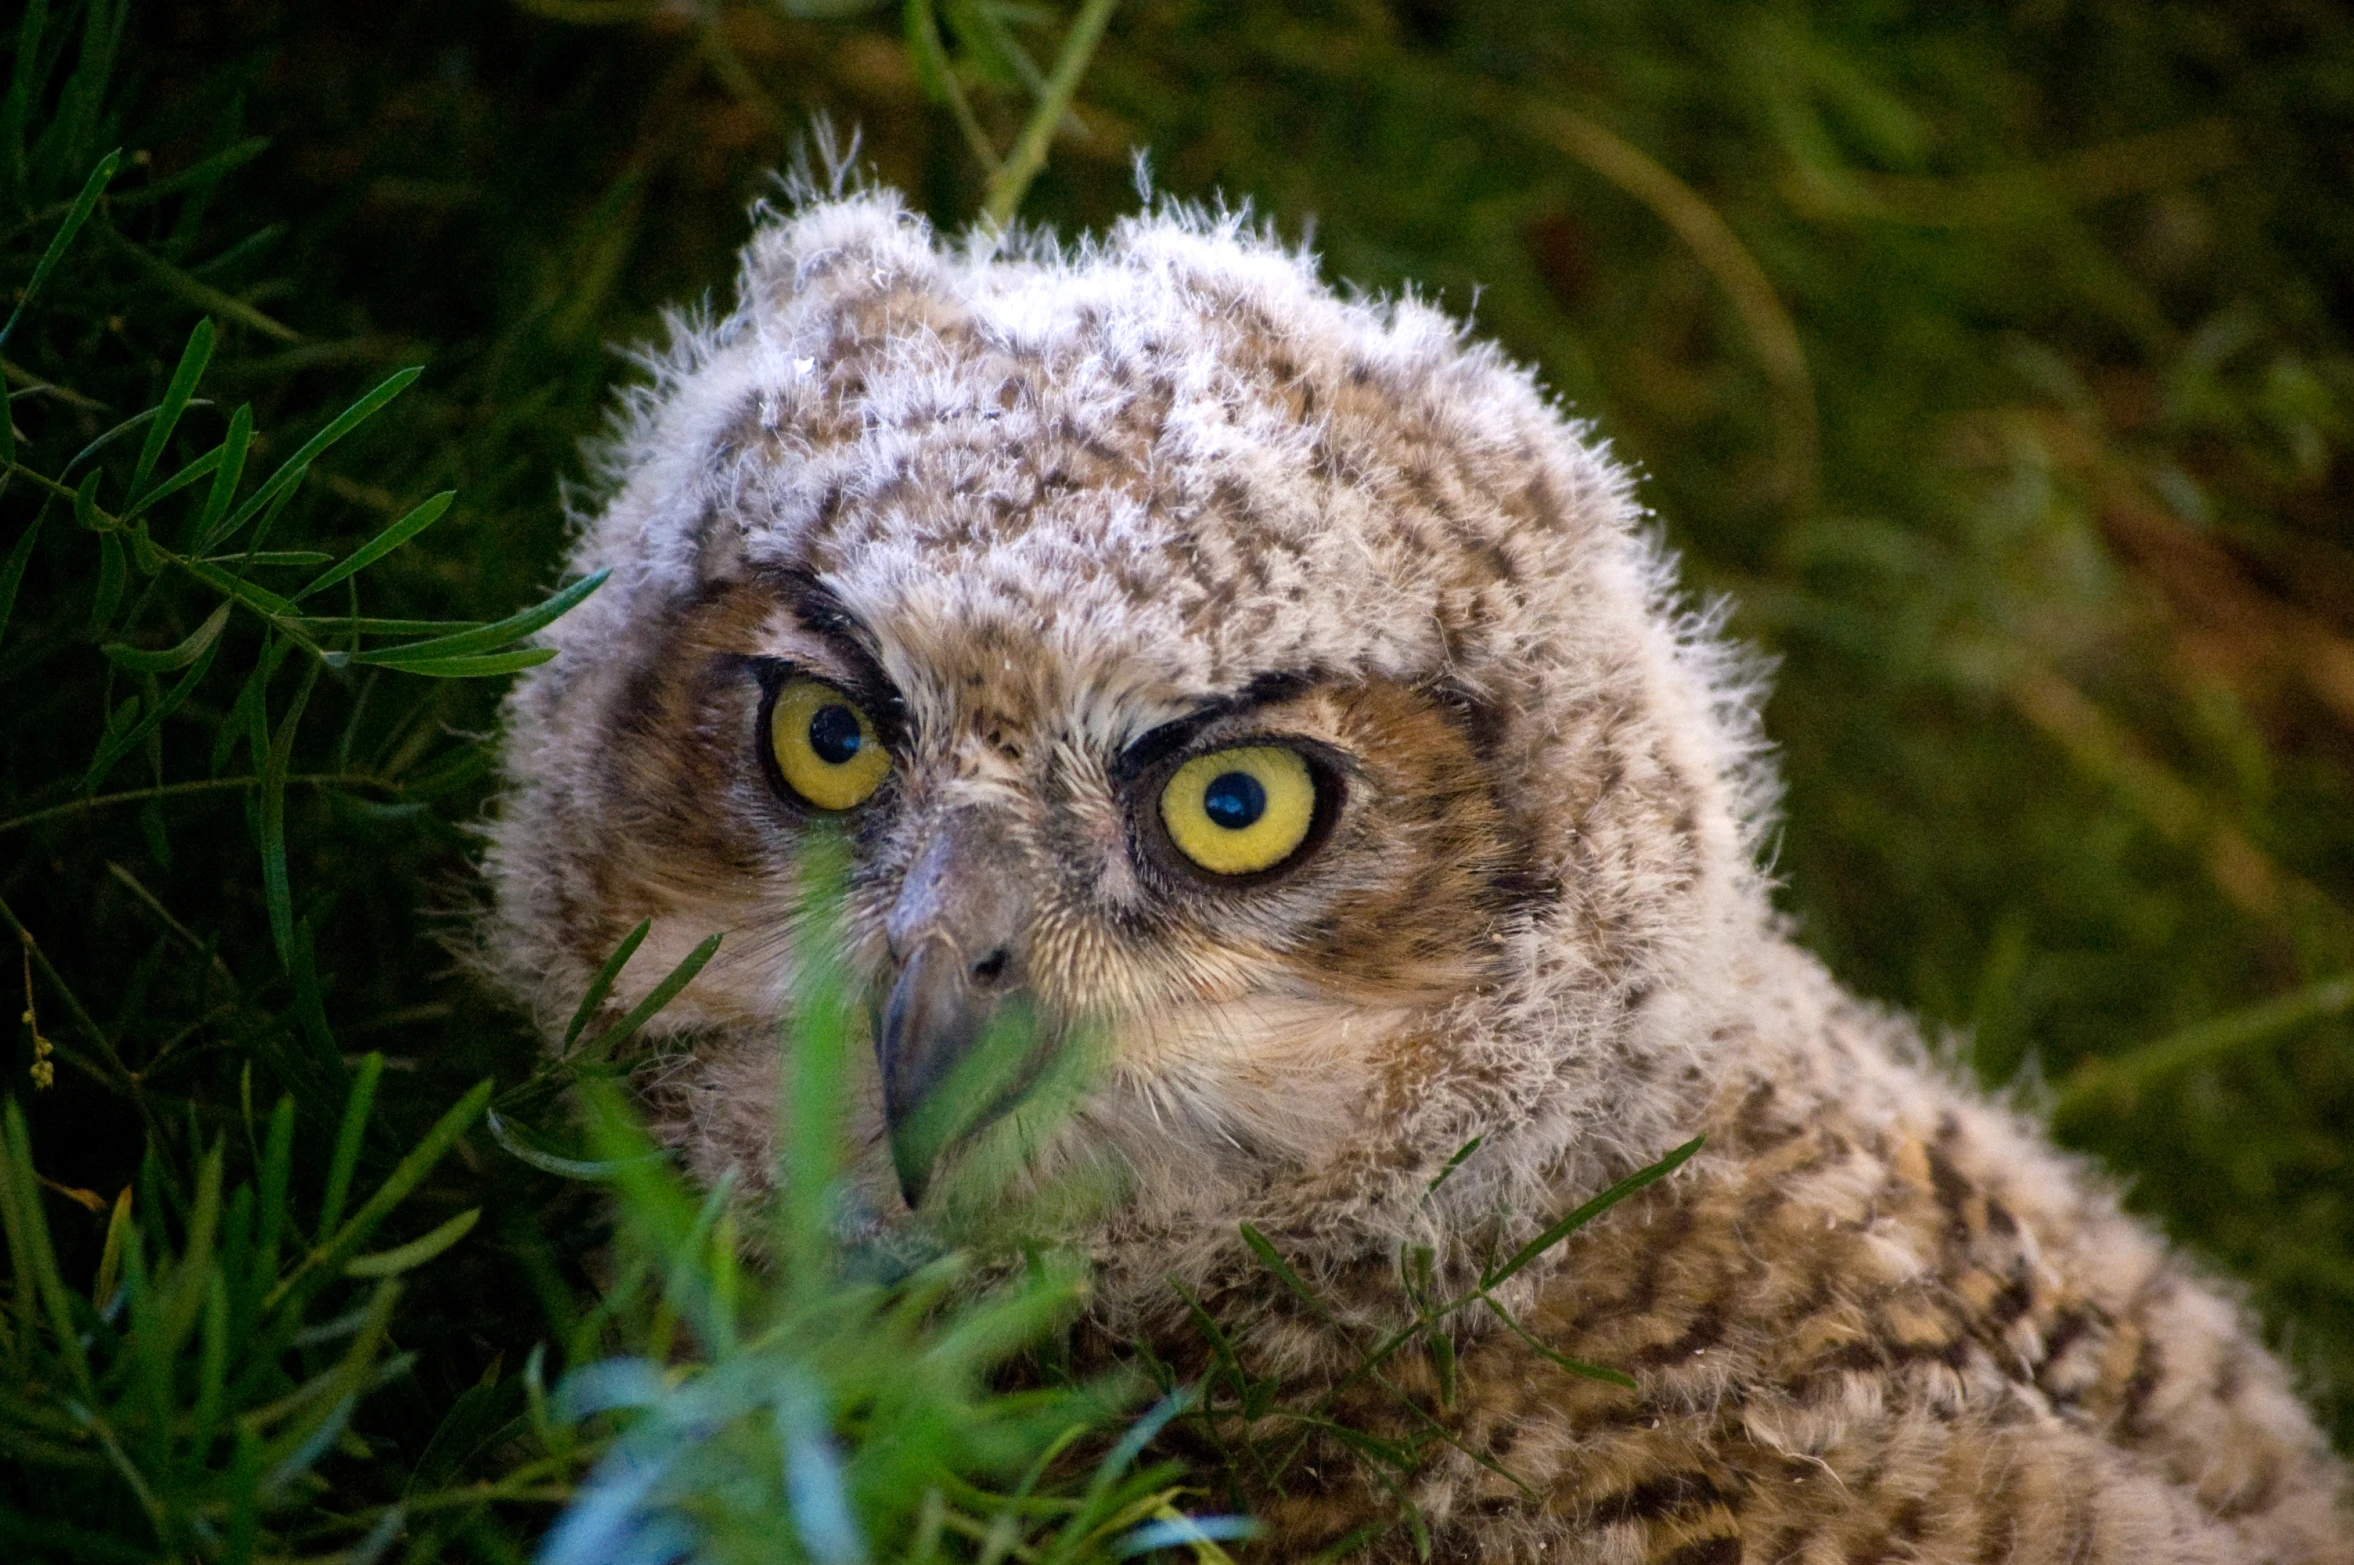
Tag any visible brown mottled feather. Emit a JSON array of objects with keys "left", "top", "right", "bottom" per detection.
[{"left": 486, "top": 190, "right": 2351, "bottom": 1562}]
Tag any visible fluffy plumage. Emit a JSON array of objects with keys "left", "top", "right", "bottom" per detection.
[{"left": 486, "top": 188, "right": 2351, "bottom": 1562}]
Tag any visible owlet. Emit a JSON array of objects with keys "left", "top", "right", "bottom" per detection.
[{"left": 486, "top": 189, "right": 2352, "bottom": 1563}]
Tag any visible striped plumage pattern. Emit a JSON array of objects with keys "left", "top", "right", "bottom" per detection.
[
  {"left": 485, "top": 188, "right": 2351, "bottom": 1562},
  {"left": 1150, "top": 947, "right": 2348, "bottom": 1562}
]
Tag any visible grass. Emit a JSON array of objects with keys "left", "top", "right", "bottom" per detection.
[{"left": 2, "top": 0, "right": 2351, "bottom": 1557}]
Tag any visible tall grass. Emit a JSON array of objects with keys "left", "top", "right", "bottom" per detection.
[{"left": 0, "top": 5, "right": 1215, "bottom": 1557}]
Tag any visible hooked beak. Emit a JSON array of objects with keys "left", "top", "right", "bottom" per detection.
[{"left": 875, "top": 811, "right": 1032, "bottom": 1208}]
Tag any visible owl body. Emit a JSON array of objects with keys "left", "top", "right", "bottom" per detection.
[{"left": 487, "top": 190, "right": 2350, "bottom": 1561}]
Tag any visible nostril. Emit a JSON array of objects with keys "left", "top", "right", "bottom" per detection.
[{"left": 969, "top": 947, "right": 1010, "bottom": 988}]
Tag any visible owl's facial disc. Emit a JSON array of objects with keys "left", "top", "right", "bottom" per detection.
[{"left": 701, "top": 574, "right": 1527, "bottom": 1202}]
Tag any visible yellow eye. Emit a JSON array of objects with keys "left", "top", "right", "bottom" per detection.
[
  {"left": 1159, "top": 745, "right": 1318, "bottom": 876},
  {"left": 770, "top": 678, "right": 890, "bottom": 811}
]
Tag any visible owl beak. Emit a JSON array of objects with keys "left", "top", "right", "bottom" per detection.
[
  {"left": 878, "top": 936, "right": 999, "bottom": 1205},
  {"left": 876, "top": 813, "right": 1034, "bottom": 1208}
]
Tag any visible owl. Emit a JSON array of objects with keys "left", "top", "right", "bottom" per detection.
[{"left": 485, "top": 188, "right": 2353, "bottom": 1563}]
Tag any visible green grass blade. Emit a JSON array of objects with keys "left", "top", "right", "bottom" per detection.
[
  {"left": 101, "top": 599, "right": 229, "bottom": 673},
  {"left": 105, "top": 135, "right": 266, "bottom": 209},
  {"left": 784, "top": 839, "right": 854, "bottom": 1281},
  {"left": 260, "top": 655, "right": 320, "bottom": 966},
  {"left": 1238, "top": 1224, "right": 1340, "bottom": 1329},
  {"left": 906, "top": 0, "right": 959, "bottom": 104},
  {"left": 945, "top": 0, "right": 1044, "bottom": 91},
  {"left": 92, "top": 1183, "right": 131, "bottom": 1308},
  {"left": 979, "top": 0, "right": 1117, "bottom": 228},
  {"left": 268, "top": 1077, "right": 493, "bottom": 1313},
  {"left": 348, "top": 567, "right": 608, "bottom": 666},
  {"left": 579, "top": 931, "right": 723, "bottom": 1059},
  {"left": 212, "top": 633, "right": 281, "bottom": 774},
  {"left": 0, "top": 511, "right": 42, "bottom": 648},
  {"left": 81, "top": 630, "right": 220, "bottom": 792},
  {"left": 0, "top": 1124, "right": 45, "bottom": 1375},
  {"left": 392, "top": 738, "right": 490, "bottom": 799},
  {"left": 2054, "top": 972, "right": 2354, "bottom": 1122},
  {"left": 254, "top": 1094, "right": 296, "bottom": 1281},
  {"left": 193, "top": 1269, "right": 232, "bottom": 1467},
  {"left": 62, "top": 405, "right": 163, "bottom": 484},
  {"left": 202, "top": 366, "right": 422, "bottom": 553},
  {"left": 162, "top": 1140, "right": 226, "bottom": 1358},
  {"left": 1482, "top": 1137, "right": 1704, "bottom": 1289},
  {"left": 128, "top": 317, "right": 215, "bottom": 502},
  {"left": 180, "top": 556, "right": 307, "bottom": 623},
  {"left": 1477, "top": 1294, "right": 1635, "bottom": 1387},
  {"left": 224, "top": 1426, "right": 261, "bottom": 1565},
  {"left": 1058, "top": 1390, "right": 1195, "bottom": 1555},
  {"left": 189, "top": 402, "right": 251, "bottom": 548},
  {"left": 318, "top": 1052, "right": 386, "bottom": 1246},
  {"left": 346, "top": 1207, "right": 480, "bottom": 1277},
  {"left": 0, "top": 1100, "right": 93, "bottom": 1392},
  {"left": 74, "top": 1405, "right": 167, "bottom": 1545},
  {"left": 88, "top": 528, "right": 125, "bottom": 631},
  {"left": 45, "top": 0, "right": 125, "bottom": 190},
  {"left": 565, "top": 919, "right": 652, "bottom": 1049},
  {"left": 406, "top": 1362, "right": 526, "bottom": 1497},
  {"left": 1423, "top": 1136, "right": 1483, "bottom": 1199},
  {"left": 290, "top": 616, "right": 476, "bottom": 636},
  {"left": 109, "top": 232, "right": 301, "bottom": 345},
  {"left": 118, "top": 441, "right": 222, "bottom": 523},
  {"left": 355, "top": 646, "right": 557, "bottom": 679},
  {"left": 70, "top": 468, "right": 100, "bottom": 532},
  {"left": 486, "top": 1107, "right": 656, "bottom": 1180},
  {"left": 207, "top": 548, "right": 331, "bottom": 567},
  {"left": 259, "top": 1283, "right": 396, "bottom": 1492},
  {"left": 293, "top": 489, "right": 455, "bottom": 601},
  {"left": 1167, "top": 1276, "right": 1245, "bottom": 1392},
  {"left": 0, "top": 146, "right": 117, "bottom": 350}
]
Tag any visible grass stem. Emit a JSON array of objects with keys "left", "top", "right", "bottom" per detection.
[
  {"left": 0, "top": 772, "right": 402, "bottom": 837},
  {"left": 981, "top": 0, "right": 1118, "bottom": 230}
]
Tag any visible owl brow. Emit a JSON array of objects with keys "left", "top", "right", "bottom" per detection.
[
  {"left": 1114, "top": 669, "right": 1319, "bottom": 780},
  {"left": 763, "top": 567, "right": 873, "bottom": 655},
  {"left": 754, "top": 567, "right": 906, "bottom": 728}
]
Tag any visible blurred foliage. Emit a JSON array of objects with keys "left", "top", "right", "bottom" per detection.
[
  {"left": 3, "top": 0, "right": 2353, "bottom": 1555},
  {"left": 519, "top": 871, "right": 1234, "bottom": 1565}
]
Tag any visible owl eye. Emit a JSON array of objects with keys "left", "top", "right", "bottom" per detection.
[
  {"left": 769, "top": 677, "right": 891, "bottom": 811},
  {"left": 1160, "top": 745, "right": 1318, "bottom": 876}
]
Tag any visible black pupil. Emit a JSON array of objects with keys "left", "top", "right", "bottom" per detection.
[
  {"left": 807, "top": 704, "right": 864, "bottom": 766},
  {"left": 1202, "top": 771, "right": 1266, "bottom": 831}
]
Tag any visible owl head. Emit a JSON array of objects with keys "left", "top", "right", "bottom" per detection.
[{"left": 486, "top": 189, "right": 1776, "bottom": 1317}]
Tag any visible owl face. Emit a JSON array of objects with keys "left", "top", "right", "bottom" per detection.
[
  {"left": 590, "top": 551, "right": 1538, "bottom": 1200},
  {"left": 489, "top": 192, "right": 1770, "bottom": 1249}
]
